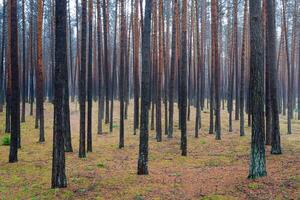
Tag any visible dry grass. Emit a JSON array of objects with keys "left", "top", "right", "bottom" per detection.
[{"left": 0, "top": 101, "right": 299, "bottom": 200}]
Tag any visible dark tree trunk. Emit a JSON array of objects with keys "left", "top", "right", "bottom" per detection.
[
  {"left": 156, "top": 0, "right": 163, "bottom": 142},
  {"left": 9, "top": 0, "right": 20, "bottom": 163},
  {"left": 264, "top": 0, "right": 271, "bottom": 145},
  {"left": 119, "top": 0, "right": 126, "bottom": 149},
  {"left": 97, "top": 0, "right": 103, "bottom": 135},
  {"left": 233, "top": 0, "right": 239, "bottom": 121},
  {"left": 266, "top": 0, "right": 281, "bottom": 154},
  {"left": 240, "top": 0, "right": 248, "bottom": 137},
  {"left": 168, "top": 0, "right": 178, "bottom": 139},
  {"left": 29, "top": 0, "right": 34, "bottom": 116},
  {"left": 102, "top": 0, "right": 110, "bottom": 125},
  {"left": 248, "top": 0, "right": 267, "bottom": 179},
  {"left": 52, "top": 0, "right": 67, "bottom": 188},
  {"left": 133, "top": 0, "right": 140, "bottom": 135},
  {"left": 195, "top": 0, "right": 201, "bottom": 138},
  {"left": 87, "top": 0, "right": 93, "bottom": 153},
  {"left": 200, "top": 0, "right": 206, "bottom": 110},
  {"left": 37, "top": 0, "right": 45, "bottom": 143},
  {"left": 282, "top": 0, "right": 292, "bottom": 135},
  {"left": 137, "top": 0, "right": 152, "bottom": 175},
  {"left": 180, "top": 0, "right": 187, "bottom": 156},
  {"left": 79, "top": 0, "right": 87, "bottom": 158},
  {"left": 0, "top": 0, "right": 6, "bottom": 113},
  {"left": 212, "top": 0, "right": 220, "bottom": 140},
  {"left": 21, "top": 0, "right": 26, "bottom": 123},
  {"left": 61, "top": 1, "right": 73, "bottom": 153}
]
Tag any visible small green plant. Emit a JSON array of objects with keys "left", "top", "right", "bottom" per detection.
[
  {"left": 248, "top": 182, "right": 261, "bottom": 190},
  {"left": 96, "top": 162, "right": 105, "bottom": 168},
  {"left": 2, "top": 134, "right": 10, "bottom": 146},
  {"left": 200, "top": 140, "right": 206, "bottom": 145},
  {"left": 134, "top": 195, "right": 144, "bottom": 200}
]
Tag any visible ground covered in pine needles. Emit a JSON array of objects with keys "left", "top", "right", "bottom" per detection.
[{"left": 0, "top": 102, "right": 299, "bottom": 200}]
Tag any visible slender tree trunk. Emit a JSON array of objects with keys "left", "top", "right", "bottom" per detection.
[
  {"left": 21, "top": 0, "right": 26, "bottom": 123},
  {"left": 0, "top": 0, "right": 6, "bottom": 113},
  {"left": 52, "top": 0, "right": 67, "bottom": 188},
  {"left": 103, "top": 0, "right": 110, "bottom": 125},
  {"left": 9, "top": 0, "right": 20, "bottom": 163},
  {"left": 240, "top": 0, "right": 248, "bottom": 137},
  {"left": 119, "top": 0, "right": 126, "bottom": 149},
  {"left": 87, "top": 0, "right": 93, "bottom": 152},
  {"left": 63, "top": 0, "right": 73, "bottom": 153},
  {"left": 168, "top": 0, "right": 178, "bottom": 139},
  {"left": 133, "top": 0, "right": 140, "bottom": 135},
  {"left": 79, "top": 0, "right": 87, "bottom": 158},
  {"left": 97, "top": 0, "right": 103, "bottom": 134},
  {"left": 195, "top": 0, "right": 201, "bottom": 138},
  {"left": 212, "top": 0, "right": 220, "bottom": 140},
  {"left": 233, "top": 0, "right": 239, "bottom": 121},
  {"left": 156, "top": 0, "right": 163, "bottom": 142},
  {"left": 282, "top": 0, "right": 292, "bottom": 135},
  {"left": 137, "top": 0, "right": 152, "bottom": 175},
  {"left": 266, "top": 0, "right": 281, "bottom": 154},
  {"left": 37, "top": 0, "right": 45, "bottom": 143},
  {"left": 180, "top": 0, "right": 187, "bottom": 156}
]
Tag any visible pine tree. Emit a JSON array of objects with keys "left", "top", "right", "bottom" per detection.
[
  {"left": 87, "top": 0, "right": 93, "bottom": 152},
  {"left": 37, "top": 0, "right": 45, "bottom": 143},
  {"left": 9, "top": 0, "right": 20, "bottom": 163},
  {"left": 137, "top": 0, "right": 152, "bottom": 175},
  {"left": 248, "top": 0, "right": 267, "bottom": 179},
  {"left": 266, "top": 0, "right": 281, "bottom": 154},
  {"left": 79, "top": 0, "right": 87, "bottom": 158},
  {"left": 180, "top": 0, "right": 188, "bottom": 156},
  {"left": 52, "top": 0, "right": 67, "bottom": 188},
  {"left": 211, "top": 0, "right": 220, "bottom": 140}
]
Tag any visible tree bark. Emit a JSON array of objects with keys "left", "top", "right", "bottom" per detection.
[
  {"left": 52, "top": 0, "right": 67, "bottom": 188},
  {"left": 137, "top": 0, "right": 152, "bottom": 175},
  {"left": 79, "top": 0, "right": 87, "bottom": 158},
  {"left": 9, "top": 0, "right": 20, "bottom": 163},
  {"left": 248, "top": 0, "right": 267, "bottom": 179},
  {"left": 266, "top": 0, "right": 281, "bottom": 154},
  {"left": 37, "top": 0, "right": 45, "bottom": 143}
]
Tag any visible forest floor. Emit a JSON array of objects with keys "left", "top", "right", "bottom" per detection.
[{"left": 0, "top": 101, "right": 299, "bottom": 200}]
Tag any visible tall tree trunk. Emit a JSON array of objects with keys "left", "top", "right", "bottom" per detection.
[
  {"left": 9, "top": 0, "right": 20, "bottom": 163},
  {"left": 62, "top": 0, "right": 73, "bottom": 153},
  {"left": 168, "top": 0, "right": 178, "bottom": 138},
  {"left": 119, "top": 0, "right": 126, "bottom": 149},
  {"left": 133, "top": 0, "right": 140, "bottom": 135},
  {"left": 248, "top": 0, "right": 267, "bottom": 179},
  {"left": 21, "top": 0, "right": 26, "bottom": 123},
  {"left": 282, "top": 0, "right": 292, "bottom": 135},
  {"left": 0, "top": 0, "right": 6, "bottom": 113},
  {"left": 180, "top": 0, "right": 187, "bottom": 156},
  {"left": 266, "top": 0, "right": 281, "bottom": 154},
  {"left": 79, "top": 0, "right": 87, "bottom": 158},
  {"left": 37, "top": 0, "right": 45, "bottom": 143},
  {"left": 87, "top": 0, "right": 93, "bottom": 152},
  {"left": 155, "top": 0, "right": 163, "bottom": 142},
  {"left": 52, "top": 0, "right": 67, "bottom": 188},
  {"left": 195, "top": 0, "right": 201, "bottom": 138},
  {"left": 97, "top": 0, "right": 103, "bottom": 134},
  {"left": 137, "top": 0, "right": 152, "bottom": 175},
  {"left": 200, "top": 0, "right": 206, "bottom": 110},
  {"left": 240, "top": 0, "right": 248, "bottom": 137},
  {"left": 233, "top": 0, "right": 239, "bottom": 121},
  {"left": 102, "top": 0, "right": 110, "bottom": 124},
  {"left": 212, "top": 0, "right": 220, "bottom": 140}
]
